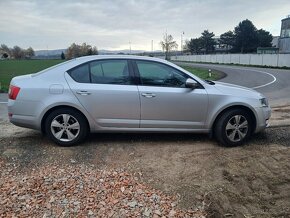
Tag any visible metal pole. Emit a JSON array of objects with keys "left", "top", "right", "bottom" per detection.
[{"left": 181, "top": 32, "right": 184, "bottom": 55}]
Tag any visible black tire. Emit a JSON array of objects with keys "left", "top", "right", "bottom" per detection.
[
  {"left": 45, "top": 108, "right": 88, "bottom": 146},
  {"left": 214, "top": 109, "right": 254, "bottom": 147}
]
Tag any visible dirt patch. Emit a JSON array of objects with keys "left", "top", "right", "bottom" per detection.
[
  {"left": 1, "top": 121, "right": 290, "bottom": 217},
  {"left": 269, "top": 105, "right": 290, "bottom": 127}
]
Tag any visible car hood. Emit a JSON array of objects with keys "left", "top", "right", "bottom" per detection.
[{"left": 213, "top": 81, "right": 264, "bottom": 99}]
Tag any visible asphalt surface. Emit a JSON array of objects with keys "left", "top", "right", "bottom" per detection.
[
  {"left": 0, "top": 94, "right": 8, "bottom": 121},
  {"left": 175, "top": 62, "right": 290, "bottom": 107}
]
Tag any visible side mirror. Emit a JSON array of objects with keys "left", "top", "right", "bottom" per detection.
[{"left": 185, "top": 78, "right": 199, "bottom": 89}]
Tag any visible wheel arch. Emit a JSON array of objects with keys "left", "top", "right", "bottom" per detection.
[
  {"left": 211, "top": 105, "right": 257, "bottom": 135},
  {"left": 41, "top": 105, "right": 91, "bottom": 134}
]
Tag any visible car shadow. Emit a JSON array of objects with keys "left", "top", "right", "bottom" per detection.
[{"left": 86, "top": 132, "right": 211, "bottom": 144}]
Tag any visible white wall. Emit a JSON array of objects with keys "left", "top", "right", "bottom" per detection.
[{"left": 170, "top": 54, "right": 290, "bottom": 67}]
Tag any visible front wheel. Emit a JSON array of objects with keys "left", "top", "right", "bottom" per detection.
[
  {"left": 45, "top": 108, "right": 88, "bottom": 146},
  {"left": 214, "top": 109, "right": 254, "bottom": 147}
]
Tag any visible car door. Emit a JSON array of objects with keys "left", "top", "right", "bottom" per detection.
[
  {"left": 134, "top": 60, "right": 208, "bottom": 129},
  {"left": 66, "top": 59, "right": 140, "bottom": 128}
]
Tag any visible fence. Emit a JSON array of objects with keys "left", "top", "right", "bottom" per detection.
[{"left": 170, "top": 54, "right": 290, "bottom": 67}]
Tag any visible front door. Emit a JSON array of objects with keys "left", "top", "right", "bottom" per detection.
[{"left": 135, "top": 60, "right": 208, "bottom": 129}]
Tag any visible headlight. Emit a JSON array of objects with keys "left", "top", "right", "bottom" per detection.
[{"left": 260, "top": 98, "right": 269, "bottom": 107}]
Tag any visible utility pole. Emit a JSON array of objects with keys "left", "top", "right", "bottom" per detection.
[{"left": 181, "top": 31, "right": 184, "bottom": 54}]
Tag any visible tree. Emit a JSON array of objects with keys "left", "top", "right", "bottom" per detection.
[
  {"left": 11, "top": 46, "right": 24, "bottom": 59},
  {"left": 219, "top": 31, "right": 235, "bottom": 52},
  {"left": 257, "top": 29, "right": 273, "bottom": 47},
  {"left": 61, "top": 52, "right": 65, "bottom": 60},
  {"left": 185, "top": 38, "right": 202, "bottom": 54},
  {"left": 200, "top": 30, "right": 216, "bottom": 54},
  {"left": 160, "top": 34, "right": 178, "bottom": 60},
  {"left": 66, "top": 43, "right": 98, "bottom": 59},
  {"left": 2, "top": 53, "right": 8, "bottom": 59},
  {"left": 233, "top": 19, "right": 259, "bottom": 53},
  {"left": 25, "top": 47, "right": 35, "bottom": 58},
  {"left": 0, "top": 44, "right": 11, "bottom": 57}
]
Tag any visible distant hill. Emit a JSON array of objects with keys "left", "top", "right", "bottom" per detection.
[
  {"left": 35, "top": 49, "right": 66, "bottom": 56},
  {"left": 35, "top": 49, "right": 163, "bottom": 57}
]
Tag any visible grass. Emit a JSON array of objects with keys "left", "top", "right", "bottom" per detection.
[
  {"left": 178, "top": 65, "right": 222, "bottom": 81},
  {"left": 0, "top": 59, "right": 222, "bottom": 92},
  {"left": 0, "top": 60, "right": 64, "bottom": 92}
]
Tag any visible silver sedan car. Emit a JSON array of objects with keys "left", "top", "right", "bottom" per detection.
[{"left": 8, "top": 55, "right": 271, "bottom": 146}]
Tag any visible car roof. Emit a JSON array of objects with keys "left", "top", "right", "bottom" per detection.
[{"left": 73, "top": 55, "right": 167, "bottom": 63}]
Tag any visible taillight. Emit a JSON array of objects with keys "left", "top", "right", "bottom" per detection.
[{"left": 8, "top": 85, "right": 21, "bottom": 100}]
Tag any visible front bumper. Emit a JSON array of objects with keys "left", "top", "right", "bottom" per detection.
[{"left": 255, "top": 106, "right": 271, "bottom": 133}]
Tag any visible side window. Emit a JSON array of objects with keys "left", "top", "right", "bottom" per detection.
[
  {"left": 69, "top": 64, "right": 90, "bottom": 83},
  {"left": 90, "top": 60, "right": 132, "bottom": 85},
  {"left": 136, "top": 61, "right": 188, "bottom": 87}
]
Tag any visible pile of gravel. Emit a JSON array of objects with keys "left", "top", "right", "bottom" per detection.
[{"left": 0, "top": 161, "right": 205, "bottom": 217}]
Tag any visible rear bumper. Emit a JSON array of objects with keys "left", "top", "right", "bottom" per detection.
[
  {"left": 9, "top": 114, "right": 39, "bottom": 130},
  {"left": 8, "top": 99, "right": 41, "bottom": 130}
]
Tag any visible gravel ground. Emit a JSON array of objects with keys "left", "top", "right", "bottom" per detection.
[
  {"left": 1, "top": 120, "right": 290, "bottom": 217},
  {"left": 0, "top": 161, "right": 205, "bottom": 217}
]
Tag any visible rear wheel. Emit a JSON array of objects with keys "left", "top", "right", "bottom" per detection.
[
  {"left": 214, "top": 109, "right": 254, "bottom": 146},
  {"left": 45, "top": 108, "right": 88, "bottom": 146}
]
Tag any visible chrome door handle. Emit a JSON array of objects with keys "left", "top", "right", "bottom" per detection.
[
  {"left": 76, "top": 91, "right": 91, "bottom": 96},
  {"left": 141, "top": 93, "right": 156, "bottom": 98}
]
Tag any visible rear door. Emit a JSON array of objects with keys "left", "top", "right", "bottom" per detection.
[
  {"left": 66, "top": 59, "right": 140, "bottom": 128},
  {"left": 134, "top": 60, "right": 208, "bottom": 129}
]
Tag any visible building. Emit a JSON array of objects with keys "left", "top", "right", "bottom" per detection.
[
  {"left": 257, "top": 47, "right": 279, "bottom": 54},
  {"left": 279, "top": 15, "right": 290, "bottom": 53}
]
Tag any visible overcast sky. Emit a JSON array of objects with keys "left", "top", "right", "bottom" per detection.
[{"left": 0, "top": 0, "right": 289, "bottom": 51}]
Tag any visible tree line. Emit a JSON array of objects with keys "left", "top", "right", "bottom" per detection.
[
  {"left": 185, "top": 19, "right": 273, "bottom": 54},
  {"left": 160, "top": 19, "right": 274, "bottom": 59},
  {"left": 0, "top": 44, "right": 35, "bottom": 59},
  {"left": 0, "top": 43, "right": 99, "bottom": 60}
]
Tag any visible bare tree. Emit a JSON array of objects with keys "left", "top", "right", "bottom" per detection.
[
  {"left": 11, "top": 46, "right": 24, "bottom": 59},
  {"left": 160, "top": 34, "right": 178, "bottom": 60},
  {"left": 66, "top": 43, "right": 98, "bottom": 59},
  {"left": 0, "top": 44, "right": 11, "bottom": 58}
]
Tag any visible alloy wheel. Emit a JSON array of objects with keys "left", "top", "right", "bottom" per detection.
[
  {"left": 50, "top": 114, "right": 80, "bottom": 142},
  {"left": 225, "top": 115, "right": 248, "bottom": 142}
]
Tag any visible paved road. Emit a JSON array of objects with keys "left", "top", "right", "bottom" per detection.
[
  {"left": 175, "top": 62, "right": 290, "bottom": 107},
  {"left": 0, "top": 94, "right": 8, "bottom": 121}
]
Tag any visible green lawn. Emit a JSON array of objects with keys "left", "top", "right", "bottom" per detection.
[
  {"left": 0, "top": 60, "right": 221, "bottom": 92},
  {"left": 0, "top": 60, "right": 64, "bottom": 92},
  {"left": 178, "top": 65, "right": 221, "bottom": 81}
]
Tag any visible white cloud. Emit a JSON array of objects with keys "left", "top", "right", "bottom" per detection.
[{"left": 0, "top": 0, "right": 289, "bottom": 50}]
